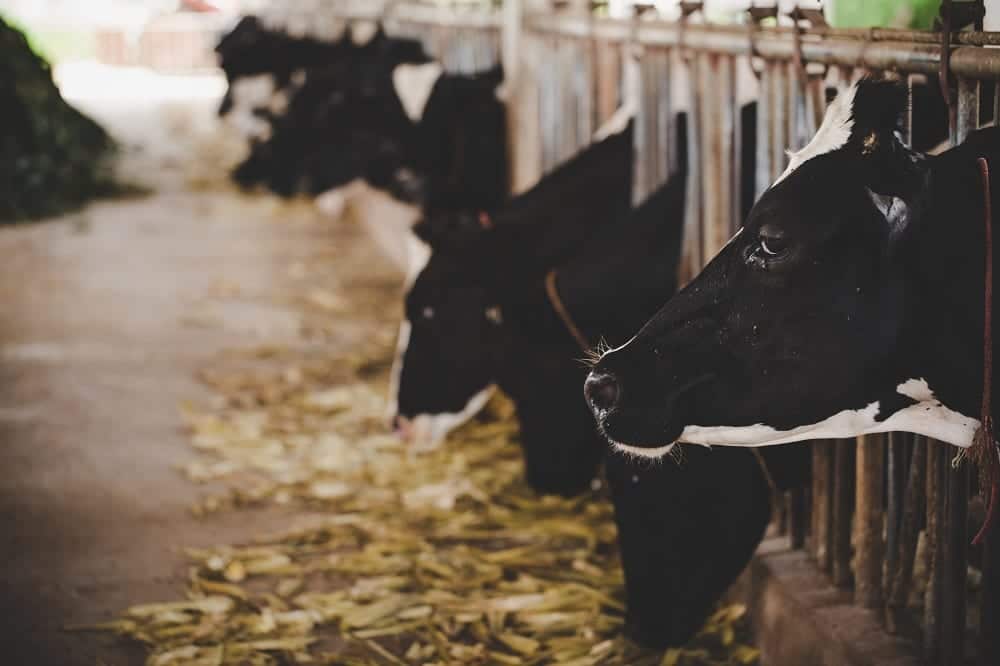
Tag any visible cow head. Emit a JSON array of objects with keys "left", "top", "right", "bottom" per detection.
[
  {"left": 389, "top": 215, "right": 510, "bottom": 447},
  {"left": 586, "top": 78, "right": 958, "bottom": 457},
  {"left": 393, "top": 123, "right": 635, "bottom": 448}
]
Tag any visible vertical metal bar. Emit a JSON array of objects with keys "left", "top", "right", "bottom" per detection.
[
  {"left": 577, "top": 34, "right": 594, "bottom": 145},
  {"left": 595, "top": 38, "right": 618, "bottom": 128},
  {"left": 729, "top": 55, "right": 743, "bottom": 233},
  {"left": 941, "top": 77, "right": 978, "bottom": 665},
  {"left": 540, "top": 37, "right": 555, "bottom": 172},
  {"left": 635, "top": 50, "right": 650, "bottom": 201},
  {"left": 833, "top": 439, "right": 855, "bottom": 588},
  {"left": 994, "top": 76, "right": 1000, "bottom": 127},
  {"left": 657, "top": 50, "right": 673, "bottom": 183},
  {"left": 568, "top": 38, "right": 581, "bottom": 150},
  {"left": 680, "top": 50, "right": 703, "bottom": 281},
  {"left": 644, "top": 49, "right": 661, "bottom": 195},
  {"left": 770, "top": 59, "right": 789, "bottom": 184},
  {"left": 664, "top": 49, "right": 678, "bottom": 176},
  {"left": 855, "top": 434, "right": 885, "bottom": 608},
  {"left": 697, "top": 53, "right": 733, "bottom": 263},
  {"left": 957, "top": 77, "right": 980, "bottom": 144},
  {"left": 887, "top": 437, "right": 927, "bottom": 634},
  {"left": 754, "top": 61, "right": 772, "bottom": 202},
  {"left": 717, "top": 54, "right": 736, "bottom": 240},
  {"left": 925, "top": 443, "right": 943, "bottom": 661},
  {"left": 904, "top": 74, "right": 915, "bottom": 147}
]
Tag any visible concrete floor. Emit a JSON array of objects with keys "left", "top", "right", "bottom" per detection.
[{"left": 0, "top": 71, "right": 401, "bottom": 665}]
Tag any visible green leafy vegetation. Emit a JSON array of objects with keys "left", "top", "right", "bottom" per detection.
[{"left": 1, "top": 16, "right": 116, "bottom": 222}]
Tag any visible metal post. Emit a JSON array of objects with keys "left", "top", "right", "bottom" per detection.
[
  {"left": 680, "top": 47, "right": 704, "bottom": 281},
  {"left": 754, "top": 61, "right": 772, "bottom": 202}
]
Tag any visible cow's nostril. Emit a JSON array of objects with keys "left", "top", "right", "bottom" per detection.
[{"left": 585, "top": 373, "right": 620, "bottom": 412}]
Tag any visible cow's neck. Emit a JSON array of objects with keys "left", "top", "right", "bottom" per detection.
[{"left": 901, "top": 134, "right": 998, "bottom": 422}]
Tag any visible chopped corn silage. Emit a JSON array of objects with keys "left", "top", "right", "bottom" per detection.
[{"left": 86, "top": 209, "right": 760, "bottom": 665}]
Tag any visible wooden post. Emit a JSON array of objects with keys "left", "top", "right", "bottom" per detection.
[
  {"left": 504, "top": 0, "right": 543, "bottom": 193},
  {"left": 887, "top": 437, "right": 926, "bottom": 633},
  {"left": 832, "top": 439, "right": 855, "bottom": 588},
  {"left": 855, "top": 434, "right": 885, "bottom": 608}
]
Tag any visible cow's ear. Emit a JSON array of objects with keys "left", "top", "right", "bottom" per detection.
[
  {"left": 850, "top": 78, "right": 928, "bottom": 196},
  {"left": 477, "top": 64, "right": 504, "bottom": 89},
  {"left": 850, "top": 78, "right": 907, "bottom": 141}
]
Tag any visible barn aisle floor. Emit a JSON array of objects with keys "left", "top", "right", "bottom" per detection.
[{"left": 0, "top": 71, "right": 403, "bottom": 664}]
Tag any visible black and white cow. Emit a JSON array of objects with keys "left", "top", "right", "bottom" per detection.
[
  {"left": 231, "top": 55, "right": 508, "bottom": 228},
  {"left": 216, "top": 17, "right": 428, "bottom": 144},
  {"left": 393, "top": 113, "right": 811, "bottom": 646},
  {"left": 392, "top": 121, "right": 635, "bottom": 455},
  {"left": 586, "top": 77, "right": 995, "bottom": 462}
]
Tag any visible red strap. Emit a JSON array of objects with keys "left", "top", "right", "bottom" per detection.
[
  {"left": 478, "top": 211, "right": 494, "bottom": 230},
  {"left": 973, "top": 156, "right": 998, "bottom": 546}
]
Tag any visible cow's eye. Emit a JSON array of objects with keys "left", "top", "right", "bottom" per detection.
[
  {"left": 760, "top": 237, "right": 784, "bottom": 256},
  {"left": 421, "top": 306, "right": 435, "bottom": 320},
  {"left": 758, "top": 227, "right": 787, "bottom": 256}
]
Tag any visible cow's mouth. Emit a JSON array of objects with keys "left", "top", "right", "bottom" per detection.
[
  {"left": 586, "top": 372, "right": 713, "bottom": 458},
  {"left": 594, "top": 408, "right": 685, "bottom": 458}
]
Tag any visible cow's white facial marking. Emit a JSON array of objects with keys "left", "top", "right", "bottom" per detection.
[
  {"left": 315, "top": 187, "right": 349, "bottom": 219},
  {"left": 608, "top": 378, "right": 979, "bottom": 459},
  {"left": 612, "top": 442, "right": 676, "bottom": 459},
  {"left": 773, "top": 81, "right": 858, "bottom": 186},
  {"left": 225, "top": 74, "right": 278, "bottom": 140},
  {"left": 401, "top": 387, "right": 496, "bottom": 452},
  {"left": 386, "top": 318, "right": 412, "bottom": 422},
  {"left": 392, "top": 63, "right": 444, "bottom": 123},
  {"left": 350, "top": 20, "right": 378, "bottom": 46},
  {"left": 593, "top": 55, "right": 640, "bottom": 141}
]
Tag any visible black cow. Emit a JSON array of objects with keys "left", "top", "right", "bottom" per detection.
[
  {"left": 393, "top": 113, "right": 810, "bottom": 647},
  {"left": 586, "top": 77, "right": 993, "bottom": 461},
  {"left": 393, "top": 121, "right": 635, "bottom": 461}
]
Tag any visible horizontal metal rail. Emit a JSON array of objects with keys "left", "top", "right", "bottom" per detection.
[{"left": 527, "top": 13, "right": 1000, "bottom": 79}]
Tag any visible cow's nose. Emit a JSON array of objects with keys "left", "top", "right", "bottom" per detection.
[{"left": 585, "top": 372, "right": 620, "bottom": 412}]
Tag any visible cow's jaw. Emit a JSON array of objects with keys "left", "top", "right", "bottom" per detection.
[
  {"left": 603, "top": 378, "right": 978, "bottom": 459},
  {"left": 392, "top": 63, "right": 444, "bottom": 122},
  {"left": 675, "top": 378, "right": 977, "bottom": 450}
]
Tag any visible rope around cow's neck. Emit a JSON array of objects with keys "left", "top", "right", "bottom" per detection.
[
  {"left": 544, "top": 269, "right": 591, "bottom": 353},
  {"left": 972, "top": 156, "right": 999, "bottom": 546}
]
